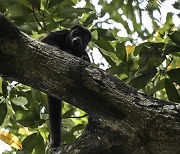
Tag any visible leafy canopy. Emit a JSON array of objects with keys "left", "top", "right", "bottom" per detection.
[{"left": 0, "top": 0, "right": 179, "bottom": 153}]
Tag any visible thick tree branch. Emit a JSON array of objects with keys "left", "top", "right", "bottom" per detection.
[{"left": 0, "top": 13, "right": 180, "bottom": 153}]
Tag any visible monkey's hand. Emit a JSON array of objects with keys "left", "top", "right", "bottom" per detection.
[{"left": 81, "top": 55, "right": 90, "bottom": 63}]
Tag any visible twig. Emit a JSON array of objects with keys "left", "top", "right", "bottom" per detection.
[
  {"left": 31, "top": 0, "right": 46, "bottom": 30},
  {"left": 62, "top": 114, "right": 88, "bottom": 119}
]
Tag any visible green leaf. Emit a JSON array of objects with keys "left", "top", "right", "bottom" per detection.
[
  {"left": 0, "top": 77, "right": 2, "bottom": 94},
  {"left": 107, "top": 62, "right": 128, "bottom": 75},
  {"left": 62, "top": 108, "right": 76, "bottom": 118},
  {"left": 1, "top": 0, "right": 32, "bottom": 10},
  {"left": 94, "top": 39, "right": 118, "bottom": 65},
  {"left": 139, "top": 43, "right": 165, "bottom": 57},
  {"left": 129, "top": 67, "right": 157, "bottom": 89},
  {"left": 11, "top": 13, "right": 35, "bottom": 23},
  {"left": 165, "top": 79, "right": 180, "bottom": 102},
  {"left": 70, "top": 124, "right": 85, "bottom": 133},
  {"left": 7, "top": 4, "right": 32, "bottom": 17},
  {"left": 146, "top": 57, "right": 164, "bottom": 67},
  {"left": 165, "top": 12, "right": 173, "bottom": 25},
  {"left": 0, "top": 103, "right": 7, "bottom": 125},
  {"left": 0, "top": 0, "right": 16, "bottom": 12},
  {"left": 11, "top": 97, "right": 28, "bottom": 106},
  {"left": 133, "top": 42, "right": 151, "bottom": 56},
  {"left": 48, "top": 0, "right": 70, "bottom": 8},
  {"left": 31, "top": 88, "right": 44, "bottom": 102},
  {"left": 147, "top": 79, "right": 165, "bottom": 95},
  {"left": 95, "top": 38, "right": 114, "bottom": 51},
  {"left": 167, "top": 68, "right": 180, "bottom": 85},
  {"left": 54, "top": 6, "right": 79, "bottom": 19},
  {"left": 15, "top": 110, "right": 44, "bottom": 127},
  {"left": 62, "top": 131, "right": 76, "bottom": 144},
  {"left": 169, "top": 30, "right": 180, "bottom": 46},
  {"left": 134, "top": 66, "right": 156, "bottom": 76},
  {"left": 164, "top": 45, "right": 180, "bottom": 54},
  {"left": 98, "top": 48, "right": 117, "bottom": 66},
  {"left": 35, "top": 133, "right": 45, "bottom": 154},
  {"left": 18, "top": 22, "right": 39, "bottom": 34},
  {"left": 96, "top": 28, "right": 116, "bottom": 41},
  {"left": 22, "top": 133, "right": 45, "bottom": 154},
  {"left": 23, "top": 133, "right": 38, "bottom": 153},
  {"left": 17, "top": 0, "right": 32, "bottom": 8},
  {"left": 99, "top": 51, "right": 116, "bottom": 66},
  {"left": 83, "top": 13, "right": 97, "bottom": 27},
  {"left": 116, "top": 42, "right": 127, "bottom": 62},
  {"left": 76, "top": 8, "right": 92, "bottom": 16},
  {"left": 2, "top": 79, "right": 8, "bottom": 98}
]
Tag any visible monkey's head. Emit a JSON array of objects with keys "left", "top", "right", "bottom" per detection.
[{"left": 66, "top": 25, "right": 92, "bottom": 52}]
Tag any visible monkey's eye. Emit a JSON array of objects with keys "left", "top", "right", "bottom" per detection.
[{"left": 73, "top": 29, "right": 80, "bottom": 36}]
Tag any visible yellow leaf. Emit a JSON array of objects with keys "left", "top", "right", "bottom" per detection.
[
  {"left": 0, "top": 131, "right": 23, "bottom": 150},
  {"left": 18, "top": 127, "right": 31, "bottom": 136},
  {"left": 126, "top": 45, "right": 135, "bottom": 54},
  {"left": 126, "top": 45, "right": 135, "bottom": 59}
]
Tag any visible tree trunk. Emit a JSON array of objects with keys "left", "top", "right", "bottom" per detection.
[{"left": 0, "top": 13, "right": 180, "bottom": 154}]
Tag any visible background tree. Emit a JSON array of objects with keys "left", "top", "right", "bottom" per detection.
[{"left": 0, "top": 0, "right": 179, "bottom": 153}]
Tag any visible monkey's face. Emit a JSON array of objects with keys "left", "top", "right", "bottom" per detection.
[
  {"left": 71, "top": 30, "right": 82, "bottom": 49},
  {"left": 66, "top": 25, "right": 91, "bottom": 52}
]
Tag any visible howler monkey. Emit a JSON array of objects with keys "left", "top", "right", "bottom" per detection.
[{"left": 42, "top": 25, "right": 91, "bottom": 148}]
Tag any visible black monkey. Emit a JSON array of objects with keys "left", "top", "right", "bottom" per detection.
[{"left": 42, "top": 25, "right": 91, "bottom": 148}]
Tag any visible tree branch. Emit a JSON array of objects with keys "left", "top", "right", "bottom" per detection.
[{"left": 0, "top": 13, "right": 180, "bottom": 153}]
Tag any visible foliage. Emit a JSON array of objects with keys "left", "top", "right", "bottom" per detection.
[{"left": 0, "top": 0, "right": 179, "bottom": 153}]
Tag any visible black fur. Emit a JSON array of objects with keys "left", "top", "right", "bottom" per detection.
[{"left": 42, "top": 25, "right": 91, "bottom": 148}]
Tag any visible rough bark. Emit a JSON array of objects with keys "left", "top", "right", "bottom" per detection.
[{"left": 0, "top": 13, "right": 180, "bottom": 154}]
